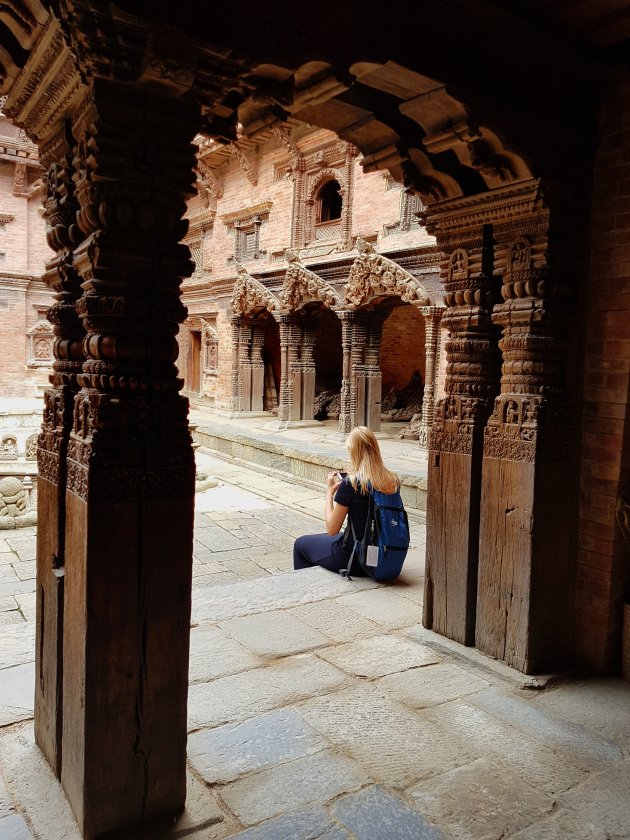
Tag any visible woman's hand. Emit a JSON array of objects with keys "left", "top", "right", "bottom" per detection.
[{"left": 326, "top": 471, "right": 342, "bottom": 496}]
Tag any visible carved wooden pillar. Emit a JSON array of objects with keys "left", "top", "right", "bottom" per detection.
[
  {"left": 230, "top": 314, "right": 242, "bottom": 412},
  {"left": 301, "top": 319, "right": 317, "bottom": 420},
  {"left": 364, "top": 312, "right": 386, "bottom": 432},
  {"left": 424, "top": 213, "right": 500, "bottom": 646},
  {"left": 238, "top": 320, "right": 254, "bottom": 411},
  {"left": 35, "top": 123, "right": 85, "bottom": 777},
  {"left": 350, "top": 315, "right": 368, "bottom": 429},
  {"left": 288, "top": 319, "right": 303, "bottom": 422},
  {"left": 337, "top": 310, "right": 354, "bottom": 434},
  {"left": 477, "top": 191, "right": 574, "bottom": 673},
  {"left": 61, "top": 79, "right": 198, "bottom": 838},
  {"left": 275, "top": 313, "right": 291, "bottom": 421},
  {"left": 417, "top": 306, "right": 443, "bottom": 449},
  {"left": 250, "top": 324, "right": 266, "bottom": 412}
]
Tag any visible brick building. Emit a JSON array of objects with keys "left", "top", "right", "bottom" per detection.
[
  {"left": 0, "top": 110, "right": 53, "bottom": 399},
  {"left": 1, "top": 2, "right": 630, "bottom": 836},
  {"left": 179, "top": 125, "right": 444, "bottom": 441}
]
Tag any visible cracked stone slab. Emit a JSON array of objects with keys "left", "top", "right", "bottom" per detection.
[
  {"left": 14, "top": 593, "right": 35, "bottom": 624},
  {"left": 0, "top": 662, "right": 34, "bottom": 726},
  {"left": 378, "top": 662, "right": 491, "bottom": 709},
  {"left": 188, "top": 655, "right": 349, "bottom": 730},
  {"left": 333, "top": 785, "right": 443, "bottom": 840},
  {"left": 226, "top": 805, "right": 337, "bottom": 840},
  {"left": 317, "top": 635, "right": 441, "bottom": 678},
  {"left": 219, "top": 611, "right": 330, "bottom": 658},
  {"left": 509, "top": 810, "right": 610, "bottom": 839},
  {"left": 192, "top": 567, "right": 375, "bottom": 624},
  {"left": 189, "top": 626, "right": 263, "bottom": 684},
  {"left": 423, "top": 700, "right": 592, "bottom": 797},
  {"left": 0, "top": 623, "right": 35, "bottom": 669},
  {"left": 288, "top": 600, "right": 382, "bottom": 644},
  {"left": 469, "top": 688, "right": 623, "bottom": 766},
  {"left": 407, "top": 757, "right": 554, "bottom": 839},
  {"left": 333, "top": 588, "right": 421, "bottom": 630},
  {"left": 220, "top": 751, "right": 367, "bottom": 826},
  {"left": 297, "top": 684, "right": 480, "bottom": 788},
  {"left": 0, "top": 612, "right": 24, "bottom": 627},
  {"left": 188, "top": 708, "right": 326, "bottom": 784}
]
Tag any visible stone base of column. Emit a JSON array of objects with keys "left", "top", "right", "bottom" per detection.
[
  {"left": 424, "top": 443, "right": 483, "bottom": 646},
  {"left": 476, "top": 457, "right": 573, "bottom": 674},
  {"left": 61, "top": 490, "right": 194, "bottom": 839}
]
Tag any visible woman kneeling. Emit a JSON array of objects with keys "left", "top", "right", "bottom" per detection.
[{"left": 293, "top": 426, "right": 399, "bottom": 576}]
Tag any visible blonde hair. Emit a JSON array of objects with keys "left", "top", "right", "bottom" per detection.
[{"left": 346, "top": 426, "right": 399, "bottom": 494}]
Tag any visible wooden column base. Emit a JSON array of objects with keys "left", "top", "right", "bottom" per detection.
[
  {"left": 477, "top": 457, "right": 573, "bottom": 673},
  {"left": 424, "top": 444, "right": 483, "bottom": 646},
  {"left": 61, "top": 491, "right": 194, "bottom": 839}
]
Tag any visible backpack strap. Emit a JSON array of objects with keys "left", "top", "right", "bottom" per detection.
[{"left": 339, "top": 514, "right": 359, "bottom": 580}]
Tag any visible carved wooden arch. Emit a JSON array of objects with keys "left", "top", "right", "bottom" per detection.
[
  {"left": 280, "top": 256, "right": 344, "bottom": 312},
  {"left": 345, "top": 239, "right": 431, "bottom": 309},
  {"left": 231, "top": 268, "right": 281, "bottom": 316}
]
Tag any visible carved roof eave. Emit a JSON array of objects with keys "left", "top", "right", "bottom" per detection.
[
  {"left": 231, "top": 271, "right": 281, "bottom": 316},
  {"left": 280, "top": 263, "right": 344, "bottom": 312},
  {"left": 345, "top": 248, "right": 431, "bottom": 309}
]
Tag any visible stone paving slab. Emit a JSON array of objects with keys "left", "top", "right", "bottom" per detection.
[
  {"left": 297, "top": 684, "right": 480, "bottom": 788},
  {"left": 188, "top": 655, "right": 350, "bottom": 731},
  {"left": 317, "top": 635, "right": 441, "bottom": 678},
  {"left": 14, "top": 593, "right": 35, "bottom": 623},
  {"left": 188, "top": 626, "right": 263, "bottom": 683},
  {"left": 333, "top": 785, "right": 443, "bottom": 840},
  {"left": 192, "top": 567, "right": 376, "bottom": 624},
  {"left": 534, "top": 677, "right": 630, "bottom": 752},
  {"left": 0, "top": 623, "right": 35, "bottom": 669},
  {"left": 0, "top": 813, "right": 33, "bottom": 839},
  {"left": 0, "top": 724, "right": 81, "bottom": 840},
  {"left": 0, "top": 611, "right": 24, "bottom": 627},
  {"left": 407, "top": 756, "right": 554, "bottom": 839},
  {"left": 378, "top": 661, "right": 491, "bottom": 709},
  {"left": 188, "top": 709, "right": 327, "bottom": 784},
  {"left": 0, "top": 662, "right": 34, "bottom": 726},
  {"left": 220, "top": 751, "right": 367, "bottom": 826},
  {"left": 219, "top": 611, "right": 330, "bottom": 658},
  {"left": 226, "top": 805, "right": 337, "bottom": 840},
  {"left": 469, "top": 687, "right": 623, "bottom": 766},
  {"left": 552, "top": 757, "right": 630, "bottom": 838},
  {"left": 287, "top": 600, "right": 382, "bottom": 644},
  {"left": 423, "top": 700, "right": 593, "bottom": 797},
  {"left": 333, "top": 587, "right": 422, "bottom": 630}
]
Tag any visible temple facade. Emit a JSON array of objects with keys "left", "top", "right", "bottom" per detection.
[
  {"left": 179, "top": 125, "right": 444, "bottom": 442},
  {"left": 0, "top": 109, "right": 52, "bottom": 398}
]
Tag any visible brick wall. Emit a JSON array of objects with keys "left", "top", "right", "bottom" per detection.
[
  {"left": 576, "top": 70, "right": 630, "bottom": 673},
  {"left": 380, "top": 305, "right": 426, "bottom": 392}
]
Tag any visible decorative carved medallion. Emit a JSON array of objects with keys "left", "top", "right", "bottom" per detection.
[
  {"left": 231, "top": 266, "right": 281, "bottom": 316},
  {"left": 345, "top": 240, "right": 431, "bottom": 308},
  {"left": 280, "top": 254, "right": 343, "bottom": 311}
]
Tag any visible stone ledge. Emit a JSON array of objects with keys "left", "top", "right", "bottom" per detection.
[{"left": 193, "top": 426, "right": 427, "bottom": 514}]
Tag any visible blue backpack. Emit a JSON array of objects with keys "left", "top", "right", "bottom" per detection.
[{"left": 342, "top": 484, "right": 410, "bottom": 582}]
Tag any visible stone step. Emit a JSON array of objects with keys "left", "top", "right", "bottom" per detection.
[{"left": 192, "top": 420, "right": 428, "bottom": 515}]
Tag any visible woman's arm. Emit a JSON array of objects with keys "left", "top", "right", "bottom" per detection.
[{"left": 324, "top": 471, "right": 348, "bottom": 536}]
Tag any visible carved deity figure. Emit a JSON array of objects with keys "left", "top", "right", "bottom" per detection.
[{"left": 0, "top": 477, "right": 28, "bottom": 517}]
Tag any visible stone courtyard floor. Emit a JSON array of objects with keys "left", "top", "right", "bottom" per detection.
[{"left": 1, "top": 451, "right": 630, "bottom": 839}]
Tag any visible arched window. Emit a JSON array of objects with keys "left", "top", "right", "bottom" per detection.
[{"left": 317, "top": 179, "right": 342, "bottom": 223}]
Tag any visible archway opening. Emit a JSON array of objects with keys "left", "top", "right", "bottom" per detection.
[
  {"left": 262, "top": 316, "right": 280, "bottom": 413},
  {"left": 312, "top": 306, "right": 343, "bottom": 421},
  {"left": 380, "top": 302, "right": 426, "bottom": 427}
]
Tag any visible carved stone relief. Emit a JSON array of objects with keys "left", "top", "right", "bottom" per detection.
[{"left": 345, "top": 239, "right": 431, "bottom": 308}]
